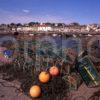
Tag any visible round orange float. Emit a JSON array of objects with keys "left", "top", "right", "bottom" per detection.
[
  {"left": 29, "top": 85, "right": 41, "bottom": 98},
  {"left": 39, "top": 71, "right": 50, "bottom": 83},
  {"left": 49, "top": 66, "right": 59, "bottom": 76}
]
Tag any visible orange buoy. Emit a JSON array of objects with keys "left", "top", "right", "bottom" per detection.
[
  {"left": 29, "top": 85, "right": 41, "bottom": 98},
  {"left": 39, "top": 71, "right": 50, "bottom": 83},
  {"left": 49, "top": 66, "right": 59, "bottom": 76}
]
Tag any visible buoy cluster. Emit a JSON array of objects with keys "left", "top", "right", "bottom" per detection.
[{"left": 29, "top": 66, "right": 59, "bottom": 98}]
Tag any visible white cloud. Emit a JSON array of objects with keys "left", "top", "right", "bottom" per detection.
[{"left": 22, "top": 9, "right": 30, "bottom": 13}]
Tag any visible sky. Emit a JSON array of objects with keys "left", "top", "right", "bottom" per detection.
[{"left": 0, "top": 0, "right": 100, "bottom": 24}]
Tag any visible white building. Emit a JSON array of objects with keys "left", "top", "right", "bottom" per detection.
[
  {"left": 22, "top": 26, "right": 33, "bottom": 32},
  {"left": 17, "top": 26, "right": 38, "bottom": 32},
  {"left": 37, "top": 25, "right": 52, "bottom": 32}
]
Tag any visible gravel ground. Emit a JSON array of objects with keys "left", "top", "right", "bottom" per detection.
[
  {"left": 0, "top": 73, "right": 100, "bottom": 100},
  {"left": 69, "top": 83, "right": 100, "bottom": 100},
  {"left": 0, "top": 74, "right": 31, "bottom": 100}
]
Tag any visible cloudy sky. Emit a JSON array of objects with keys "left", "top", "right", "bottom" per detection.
[{"left": 0, "top": 0, "right": 100, "bottom": 24}]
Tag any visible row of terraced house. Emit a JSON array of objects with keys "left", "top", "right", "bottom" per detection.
[{"left": 0, "top": 23, "right": 100, "bottom": 33}]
